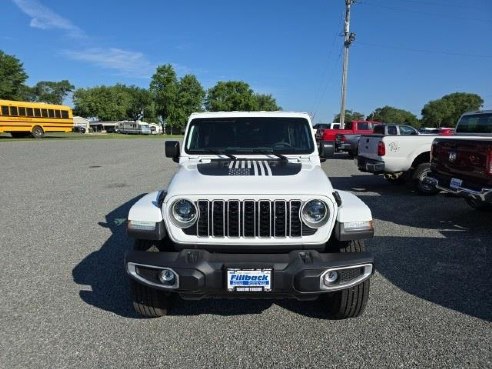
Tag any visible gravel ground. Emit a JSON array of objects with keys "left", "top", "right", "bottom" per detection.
[{"left": 0, "top": 139, "right": 490, "bottom": 369}]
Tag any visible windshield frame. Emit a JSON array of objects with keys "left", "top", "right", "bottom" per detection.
[{"left": 184, "top": 117, "right": 316, "bottom": 156}]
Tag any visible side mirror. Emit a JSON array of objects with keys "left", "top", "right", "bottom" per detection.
[
  {"left": 319, "top": 142, "right": 335, "bottom": 162},
  {"left": 165, "top": 141, "right": 180, "bottom": 163}
]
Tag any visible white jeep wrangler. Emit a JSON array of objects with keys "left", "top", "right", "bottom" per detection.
[{"left": 125, "top": 112, "right": 375, "bottom": 319}]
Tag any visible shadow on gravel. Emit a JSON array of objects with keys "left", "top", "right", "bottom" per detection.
[
  {"left": 72, "top": 195, "right": 300, "bottom": 318},
  {"left": 332, "top": 174, "right": 492, "bottom": 321},
  {"left": 72, "top": 195, "right": 144, "bottom": 318}
]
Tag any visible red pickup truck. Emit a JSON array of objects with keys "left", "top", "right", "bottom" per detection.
[
  {"left": 317, "top": 120, "right": 378, "bottom": 148},
  {"left": 426, "top": 110, "right": 492, "bottom": 210}
]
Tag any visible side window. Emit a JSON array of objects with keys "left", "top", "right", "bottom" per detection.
[
  {"left": 373, "top": 125, "right": 385, "bottom": 134},
  {"left": 345, "top": 121, "right": 352, "bottom": 129},
  {"left": 387, "top": 126, "right": 397, "bottom": 135},
  {"left": 61, "top": 110, "right": 69, "bottom": 119},
  {"left": 55, "top": 110, "right": 61, "bottom": 118},
  {"left": 26, "top": 108, "right": 34, "bottom": 117},
  {"left": 400, "top": 125, "right": 417, "bottom": 136},
  {"left": 34, "top": 109, "right": 42, "bottom": 117},
  {"left": 48, "top": 109, "right": 55, "bottom": 118},
  {"left": 10, "top": 106, "right": 19, "bottom": 116},
  {"left": 1, "top": 106, "right": 9, "bottom": 116},
  {"left": 19, "top": 107, "right": 26, "bottom": 116},
  {"left": 358, "top": 122, "right": 369, "bottom": 130},
  {"left": 42, "top": 109, "right": 48, "bottom": 117}
]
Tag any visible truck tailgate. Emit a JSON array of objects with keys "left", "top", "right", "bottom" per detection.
[
  {"left": 358, "top": 135, "right": 383, "bottom": 161},
  {"left": 432, "top": 138, "right": 492, "bottom": 185}
]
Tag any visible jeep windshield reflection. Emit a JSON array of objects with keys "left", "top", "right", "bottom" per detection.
[{"left": 185, "top": 117, "right": 315, "bottom": 155}]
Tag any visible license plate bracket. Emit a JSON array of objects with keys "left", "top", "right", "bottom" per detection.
[
  {"left": 226, "top": 268, "right": 272, "bottom": 292},
  {"left": 450, "top": 177, "right": 463, "bottom": 190}
]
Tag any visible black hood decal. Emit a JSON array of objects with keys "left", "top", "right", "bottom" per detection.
[{"left": 197, "top": 160, "right": 302, "bottom": 176}]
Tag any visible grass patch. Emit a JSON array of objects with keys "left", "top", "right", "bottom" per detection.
[{"left": 0, "top": 132, "right": 183, "bottom": 141}]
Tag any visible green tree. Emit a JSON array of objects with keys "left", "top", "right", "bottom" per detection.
[
  {"left": 420, "top": 99, "right": 453, "bottom": 127},
  {"left": 119, "top": 85, "right": 152, "bottom": 121},
  {"left": 333, "top": 110, "right": 365, "bottom": 123},
  {"left": 150, "top": 64, "right": 178, "bottom": 128},
  {"left": 30, "top": 80, "right": 74, "bottom": 105},
  {"left": 205, "top": 81, "right": 259, "bottom": 111},
  {"left": 0, "top": 50, "right": 28, "bottom": 100},
  {"left": 170, "top": 74, "right": 205, "bottom": 131},
  {"left": 73, "top": 86, "right": 131, "bottom": 121},
  {"left": 255, "top": 93, "right": 280, "bottom": 111},
  {"left": 421, "top": 92, "right": 484, "bottom": 127},
  {"left": 367, "top": 106, "right": 419, "bottom": 126}
]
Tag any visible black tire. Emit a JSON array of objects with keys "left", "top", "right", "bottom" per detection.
[
  {"left": 320, "top": 240, "right": 370, "bottom": 319},
  {"left": 465, "top": 198, "right": 492, "bottom": 211},
  {"left": 129, "top": 239, "right": 173, "bottom": 318},
  {"left": 413, "top": 162, "right": 439, "bottom": 195},
  {"left": 31, "top": 125, "right": 44, "bottom": 138}
]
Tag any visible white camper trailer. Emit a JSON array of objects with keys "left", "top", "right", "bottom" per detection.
[{"left": 117, "top": 121, "right": 151, "bottom": 135}]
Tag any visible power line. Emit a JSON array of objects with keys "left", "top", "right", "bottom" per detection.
[{"left": 357, "top": 41, "right": 492, "bottom": 58}]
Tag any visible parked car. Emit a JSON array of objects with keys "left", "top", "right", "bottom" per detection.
[
  {"left": 357, "top": 128, "right": 439, "bottom": 194},
  {"left": 337, "top": 124, "right": 419, "bottom": 158},
  {"left": 125, "top": 111, "right": 375, "bottom": 319},
  {"left": 72, "top": 125, "right": 86, "bottom": 133},
  {"left": 318, "top": 121, "right": 378, "bottom": 153},
  {"left": 419, "top": 127, "right": 455, "bottom": 136},
  {"left": 313, "top": 122, "right": 340, "bottom": 139},
  {"left": 425, "top": 110, "right": 492, "bottom": 210}
]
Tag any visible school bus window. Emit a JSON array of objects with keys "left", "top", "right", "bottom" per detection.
[
  {"left": 48, "top": 109, "right": 55, "bottom": 118},
  {"left": 10, "top": 106, "right": 19, "bottom": 116},
  {"left": 61, "top": 110, "right": 69, "bottom": 119},
  {"left": 42, "top": 109, "right": 48, "bottom": 117},
  {"left": 27, "top": 108, "right": 34, "bottom": 116},
  {"left": 55, "top": 110, "right": 61, "bottom": 118},
  {"left": 19, "top": 107, "right": 26, "bottom": 116},
  {"left": 1, "top": 106, "right": 9, "bottom": 115},
  {"left": 34, "top": 108, "right": 41, "bottom": 117}
]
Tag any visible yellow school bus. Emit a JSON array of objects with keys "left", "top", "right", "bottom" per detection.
[{"left": 0, "top": 99, "right": 74, "bottom": 138}]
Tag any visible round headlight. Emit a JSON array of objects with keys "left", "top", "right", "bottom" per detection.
[
  {"left": 301, "top": 200, "right": 329, "bottom": 228},
  {"left": 171, "top": 199, "right": 197, "bottom": 227}
]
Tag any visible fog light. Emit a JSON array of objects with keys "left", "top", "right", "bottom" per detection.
[
  {"left": 323, "top": 271, "right": 338, "bottom": 285},
  {"left": 159, "top": 269, "right": 176, "bottom": 285}
]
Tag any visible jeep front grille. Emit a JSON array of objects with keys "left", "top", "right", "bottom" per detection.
[{"left": 183, "top": 200, "right": 316, "bottom": 238}]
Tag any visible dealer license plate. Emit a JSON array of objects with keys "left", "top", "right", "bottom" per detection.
[
  {"left": 450, "top": 177, "right": 462, "bottom": 190},
  {"left": 227, "top": 269, "right": 272, "bottom": 292}
]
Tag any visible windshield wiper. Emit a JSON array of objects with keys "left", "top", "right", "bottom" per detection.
[
  {"left": 249, "top": 148, "right": 288, "bottom": 161},
  {"left": 207, "top": 150, "right": 237, "bottom": 160}
]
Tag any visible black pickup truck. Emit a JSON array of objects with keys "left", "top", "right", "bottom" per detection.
[{"left": 426, "top": 110, "right": 492, "bottom": 210}]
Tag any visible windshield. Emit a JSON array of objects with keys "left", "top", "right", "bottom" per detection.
[
  {"left": 456, "top": 113, "right": 492, "bottom": 134},
  {"left": 185, "top": 117, "right": 315, "bottom": 155}
]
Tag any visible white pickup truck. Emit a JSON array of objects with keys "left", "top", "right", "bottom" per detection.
[{"left": 357, "top": 133, "right": 439, "bottom": 194}]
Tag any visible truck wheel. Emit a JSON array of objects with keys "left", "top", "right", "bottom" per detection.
[
  {"left": 31, "top": 125, "right": 44, "bottom": 138},
  {"left": 413, "top": 163, "right": 439, "bottom": 195},
  {"left": 320, "top": 240, "right": 370, "bottom": 319},
  {"left": 129, "top": 239, "right": 173, "bottom": 317},
  {"left": 465, "top": 198, "right": 492, "bottom": 211}
]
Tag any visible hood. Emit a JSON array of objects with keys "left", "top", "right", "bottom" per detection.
[{"left": 166, "top": 159, "right": 333, "bottom": 197}]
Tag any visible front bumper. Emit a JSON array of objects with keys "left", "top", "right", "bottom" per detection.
[
  {"left": 357, "top": 156, "right": 385, "bottom": 174},
  {"left": 126, "top": 249, "right": 374, "bottom": 300}
]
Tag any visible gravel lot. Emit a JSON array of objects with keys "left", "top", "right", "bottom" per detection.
[{"left": 1, "top": 138, "right": 490, "bottom": 368}]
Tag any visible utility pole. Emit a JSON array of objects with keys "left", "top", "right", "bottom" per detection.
[{"left": 339, "top": 0, "right": 356, "bottom": 129}]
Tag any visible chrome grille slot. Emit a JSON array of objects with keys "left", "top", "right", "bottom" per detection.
[{"left": 184, "top": 199, "right": 317, "bottom": 238}]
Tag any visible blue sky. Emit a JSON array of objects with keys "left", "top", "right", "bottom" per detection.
[{"left": 2, "top": 0, "right": 491, "bottom": 122}]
